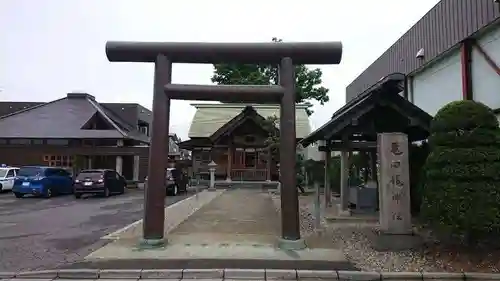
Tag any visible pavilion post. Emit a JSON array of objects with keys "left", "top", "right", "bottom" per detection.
[
  {"left": 278, "top": 57, "right": 304, "bottom": 249},
  {"left": 369, "top": 149, "right": 379, "bottom": 209},
  {"left": 340, "top": 150, "right": 350, "bottom": 214},
  {"left": 323, "top": 141, "right": 332, "bottom": 208},
  {"left": 143, "top": 54, "right": 171, "bottom": 245}
]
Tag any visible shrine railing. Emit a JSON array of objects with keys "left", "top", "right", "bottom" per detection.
[{"left": 231, "top": 169, "right": 268, "bottom": 181}]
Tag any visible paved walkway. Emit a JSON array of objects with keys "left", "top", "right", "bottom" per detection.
[
  {"left": 168, "top": 188, "right": 280, "bottom": 246},
  {"left": 80, "top": 188, "right": 353, "bottom": 270}
]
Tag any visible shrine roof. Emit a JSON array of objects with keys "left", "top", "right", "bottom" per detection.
[
  {"left": 188, "top": 103, "right": 312, "bottom": 138},
  {"left": 300, "top": 73, "right": 432, "bottom": 147}
]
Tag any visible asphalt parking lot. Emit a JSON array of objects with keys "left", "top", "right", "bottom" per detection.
[{"left": 0, "top": 188, "right": 195, "bottom": 272}]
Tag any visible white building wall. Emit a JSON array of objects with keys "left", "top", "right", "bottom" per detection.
[
  {"left": 306, "top": 143, "right": 323, "bottom": 161},
  {"left": 411, "top": 50, "right": 463, "bottom": 116},
  {"left": 472, "top": 25, "right": 500, "bottom": 111}
]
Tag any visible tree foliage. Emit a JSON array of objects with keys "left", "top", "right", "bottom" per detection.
[
  {"left": 420, "top": 100, "right": 500, "bottom": 245},
  {"left": 260, "top": 115, "right": 305, "bottom": 188},
  {"left": 211, "top": 38, "right": 329, "bottom": 116}
]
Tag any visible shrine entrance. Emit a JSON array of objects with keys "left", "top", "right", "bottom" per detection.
[{"left": 105, "top": 41, "right": 342, "bottom": 248}]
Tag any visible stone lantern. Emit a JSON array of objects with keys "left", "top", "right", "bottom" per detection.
[
  {"left": 207, "top": 160, "right": 217, "bottom": 190},
  {"left": 276, "top": 162, "right": 281, "bottom": 193}
]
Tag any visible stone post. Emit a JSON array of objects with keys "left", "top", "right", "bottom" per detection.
[
  {"left": 208, "top": 160, "right": 217, "bottom": 191},
  {"left": 115, "top": 156, "right": 123, "bottom": 175},
  {"left": 374, "top": 133, "right": 420, "bottom": 251},
  {"left": 377, "top": 133, "right": 411, "bottom": 234},
  {"left": 115, "top": 140, "right": 124, "bottom": 176},
  {"left": 133, "top": 155, "right": 140, "bottom": 181}
]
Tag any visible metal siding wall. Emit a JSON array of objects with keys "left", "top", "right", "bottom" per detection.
[
  {"left": 412, "top": 50, "right": 463, "bottom": 116},
  {"left": 346, "top": 0, "right": 500, "bottom": 102},
  {"left": 472, "top": 25, "right": 500, "bottom": 109}
]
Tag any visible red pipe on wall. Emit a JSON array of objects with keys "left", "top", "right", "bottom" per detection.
[{"left": 460, "top": 40, "right": 473, "bottom": 100}]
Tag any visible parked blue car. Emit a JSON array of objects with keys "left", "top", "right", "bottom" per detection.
[{"left": 13, "top": 166, "right": 74, "bottom": 198}]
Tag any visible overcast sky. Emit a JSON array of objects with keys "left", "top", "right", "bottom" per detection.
[{"left": 0, "top": 0, "right": 439, "bottom": 140}]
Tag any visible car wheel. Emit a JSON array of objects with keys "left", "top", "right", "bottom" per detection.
[
  {"left": 14, "top": 192, "right": 23, "bottom": 198},
  {"left": 0, "top": 183, "right": 3, "bottom": 192},
  {"left": 74, "top": 193, "right": 82, "bottom": 199},
  {"left": 172, "top": 184, "right": 178, "bottom": 196},
  {"left": 44, "top": 188, "right": 53, "bottom": 198}
]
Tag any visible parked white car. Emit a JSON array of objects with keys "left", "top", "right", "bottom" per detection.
[{"left": 0, "top": 166, "right": 19, "bottom": 191}]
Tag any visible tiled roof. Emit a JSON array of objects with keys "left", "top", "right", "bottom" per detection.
[
  {"left": 188, "top": 103, "right": 312, "bottom": 138},
  {"left": 0, "top": 94, "right": 148, "bottom": 142}
]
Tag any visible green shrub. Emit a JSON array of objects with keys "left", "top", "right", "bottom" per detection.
[
  {"left": 420, "top": 100, "right": 500, "bottom": 244},
  {"left": 303, "top": 156, "right": 341, "bottom": 193},
  {"left": 409, "top": 142, "right": 430, "bottom": 216}
]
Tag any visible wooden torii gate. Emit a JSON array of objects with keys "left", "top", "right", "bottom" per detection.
[{"left": 105, "top": 41, "right": 343, "bottom": 249}]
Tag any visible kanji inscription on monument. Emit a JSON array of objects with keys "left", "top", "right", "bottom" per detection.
[{"left": 377, "top": 133, "right": 412, "bottom": 234}]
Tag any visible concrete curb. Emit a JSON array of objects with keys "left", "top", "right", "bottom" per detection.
[
  {"left": 101, "top": 189, "right": 219, "bottom": 240},
  {"left": 2, "top": 269, "right": 500, "bottom": 280}
]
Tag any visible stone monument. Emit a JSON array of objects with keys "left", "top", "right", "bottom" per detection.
[{"left": 374, "top": 133, "right": 421, "bottom": 251}]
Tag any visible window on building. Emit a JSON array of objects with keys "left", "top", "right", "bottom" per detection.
[
  {"left": 138, "top": 122, "right": 149, "bottom": 136},
  {"left": 194, "top": 152, "right": 202, "bottom": 161},
  {"left": 244, "top": 135, "right": 256, "bottom": 143},
  {"left": 139, "top": 126, "right": 148, "bottom": 135},
  {"left": 32, "top": 139, "right": 44, "bottom": 145},
  {"left": 82, "top": 139, "right": 94, "bottom": 146},
  {"left": 200, "top": 151, "right": 211, "bottom": 163},
  {"left": 245, "top": 151, "right": 256, "bottom": 168},
  {"left": 46, "top": 139, "right": 69, "bottom": 146},
  {"left": 9, "top": 139, "right": 31, "bottom": 145},
  {"left": 43, "top": 155, "right": 74, "bottom": 168}
]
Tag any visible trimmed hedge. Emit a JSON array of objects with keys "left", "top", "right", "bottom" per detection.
[
  {"left": 430, "top": 100, "right": 499, "bottom": 133},
  {"left": 420, "top": 100, "right": 500, "bottom": 244},
  {"left": 428, "top": 128, "right": 500, "bottom": 147},
  {"left": 426, "top": 146, "right": 500, "bottom": 164},
  {"left": 409, "top": 142, "right": 430, "bottom": 215},
  {"left": 424, "top": 161, "right": 500, "bottom": 181},
  {"left": 420, "top": 180, "right": 500, "bottom": 237}
]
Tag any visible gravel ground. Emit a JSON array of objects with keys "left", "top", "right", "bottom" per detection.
[{"left": 270, "top": 191, "right": 440, "bottom": 272}]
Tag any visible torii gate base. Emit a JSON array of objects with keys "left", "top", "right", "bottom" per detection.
[{"left": 105, "top": 41, "right": 343, "bottom": 250}]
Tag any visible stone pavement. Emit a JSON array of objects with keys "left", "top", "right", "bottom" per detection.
[
  {"left": 79, "top": 188, "right": 353, "bottom": 270},
  {"left": 1, "top": 269, "right": 500, "bottom": 280},
  {"left": 167, "top": 188, "right": 280, "bottom": 246}
]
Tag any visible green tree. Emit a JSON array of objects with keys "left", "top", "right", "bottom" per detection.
[{"left": 211, "top": 38, "right": 329, "bottom": 115}]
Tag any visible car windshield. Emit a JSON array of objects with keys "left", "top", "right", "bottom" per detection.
[
  {"left": 77, "top": 171, "right": 103, "bottom": 180},
  {"left": 18, "top": 167, "right": 44, "bottom": 177},
  {"left": 0, "top": 170, "right": 8, "bottom": 178}
]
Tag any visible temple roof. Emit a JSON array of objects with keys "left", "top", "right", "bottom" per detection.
[{"left": 188, "top": 103, "right": 312, "bottom": 138}]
